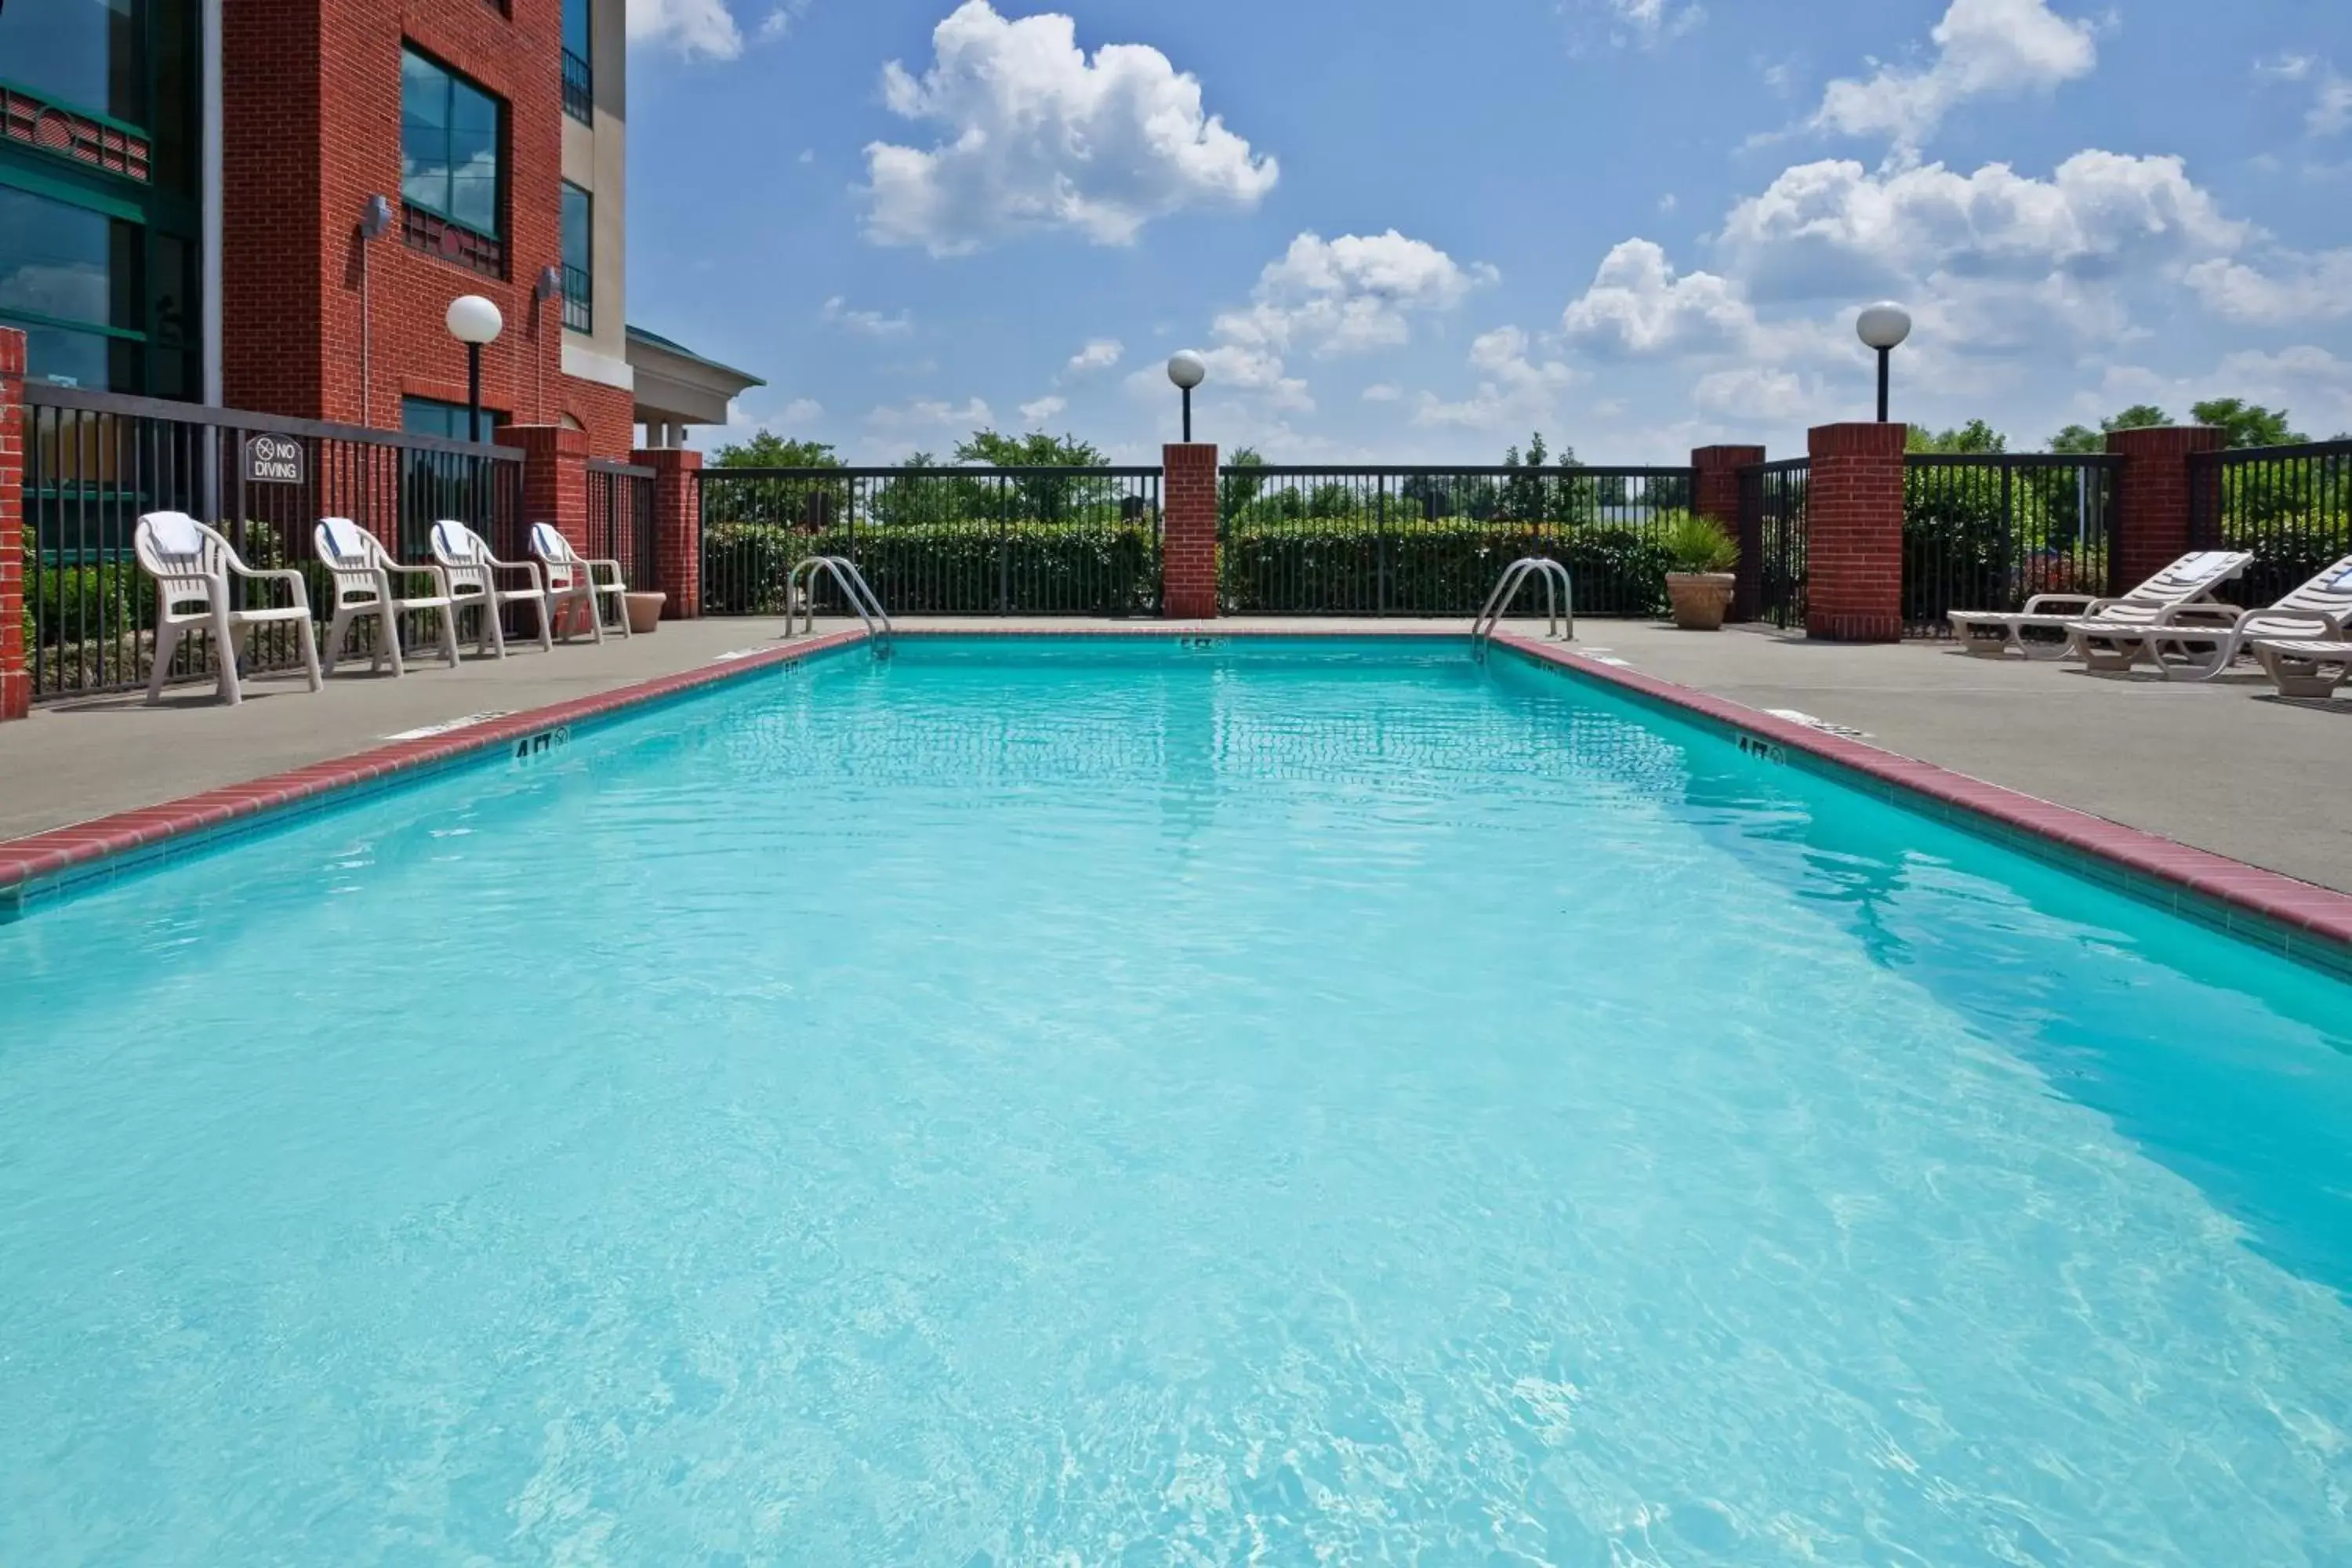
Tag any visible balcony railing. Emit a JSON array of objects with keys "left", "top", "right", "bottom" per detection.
[
  {"left": 562, "top": 51, "right": 593, "bottom": 123},
  {"left": 562, "top": 264, "right": 592, "bottom": 333}
]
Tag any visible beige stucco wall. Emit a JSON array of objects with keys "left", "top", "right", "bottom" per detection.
[{"left": 559, "top": 0, "right": 628, "bottom": 379}]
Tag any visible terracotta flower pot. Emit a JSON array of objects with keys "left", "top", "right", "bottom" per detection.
[
  {"left": 624, "top": 590, "right": 666, "bottom": 634},
  {"left": 1665, "top": 572, "right": 1735, "bottom": 631}
]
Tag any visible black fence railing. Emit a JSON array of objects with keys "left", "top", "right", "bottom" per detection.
[
  {"left": 20, "top": 385, "right": 524, "bottom": 700},
  {"left": 586, "top": 459, "right": 656, "bottom": 592},
  {"left": 1218, "top": 466, "right": 1696, "bottom": 615},
  {"left": 562, "top": 264, "right": 593, "bottom": 334},
  {"left": 561, "top": 49, "right": 593, "bottom": 123},
  {"left": 699, "top": 467, "right": 1163, "bottom": 616},
  {"left": 1903, "top": 454, "right": 2122, "bottom": 637},
  {"left": 2190, "top": 440, "right": 2352, "bottom": 611},
  {"left": 1737, "top": 459, "right": 1809, "bottom": 630}
]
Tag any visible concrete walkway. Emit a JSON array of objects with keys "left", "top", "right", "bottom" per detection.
[{"left": 2, "top": 616, "right": 2345, "bottom": 892}]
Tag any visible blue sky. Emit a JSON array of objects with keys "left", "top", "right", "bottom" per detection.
[{"left": 623, "top": 0, "right": 2352, "bottom": 463}]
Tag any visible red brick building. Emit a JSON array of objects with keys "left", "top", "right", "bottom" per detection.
[{"left": 1, "top": 0, "right": 694, "bottom": 458}]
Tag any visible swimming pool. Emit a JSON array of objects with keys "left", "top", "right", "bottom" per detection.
[{"left": 4, "top": 636, "right": 2349, "bottom": 1563}]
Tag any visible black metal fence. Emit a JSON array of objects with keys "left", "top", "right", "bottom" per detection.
[
  {"left": 586, "top": 459, "right": 657, "bottom": 591},
  {"left": 2190, "top": 440, "right": 2352, "bottom": 610},
  {"left": 1902, "top": 454, "right": 2122, "bottom": 637},
  {"left": 699, "top": 466, "right": 1163, "bottom": 616},
  {"left": 1736, "top": 459, "right": 1809, "bottom": 629},
  {"left": 1217, "top": 466, "right": 1695, "bottom": 615},
  {"left": 19, "top": 385, "right": 523, "bottom": 699}
]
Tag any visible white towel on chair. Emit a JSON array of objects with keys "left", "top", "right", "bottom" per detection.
[{"left": 146, "top": 511, "right": 205, "bottom": 557}]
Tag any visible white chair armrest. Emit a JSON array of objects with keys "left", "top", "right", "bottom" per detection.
[
  {"left": 2022, "top": 593, "right": 2098, "bottom": 615},
  {"left": 234, "top": 565, "right": 312, "bottom": 609}
]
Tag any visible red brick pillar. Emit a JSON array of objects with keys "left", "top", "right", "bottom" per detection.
[
  {"left": 494, "top": 423, "right": 589, "bottom": 550},
  {"left": 1162, "top": 443, "right": 1218, "bottom": 619},
  {"left": 1806, "top": 422, "right": 1907, "bottom": 643},
  {"left": 2107, "top": 425, "right": 2227, "bottom": 590},
  {"left": 1, "top": 327, "right": 26, "bottom": 720},
  {"left": 633, "top": 445, "right": 702, "bottom": 619},
  {"left": 1693, "top": 443, "right": 1765, "bottom": 622}
]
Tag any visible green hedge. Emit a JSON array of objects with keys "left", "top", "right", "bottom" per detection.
[
  {"left": 1220, "top": 515, "right": 1682, "bottom": 616},
  {"left": 702, "top": 514, "right": 1686, "bottom": 618},
  {"left": 702, "top": 520, "right": 1161, "bottom": 616}
]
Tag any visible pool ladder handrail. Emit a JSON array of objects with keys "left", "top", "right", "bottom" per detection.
[
  {"left": 789, "top": 555, "right": 894, "bottom": 648},
  {"left": 1472, "top": 557, "right": 1573, "bottom": 657}
]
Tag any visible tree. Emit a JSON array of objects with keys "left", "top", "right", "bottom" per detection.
[
  {"left": 2048, "top": 405, "right": 2171, "bottom": 453},
  {"left": 711, "top": 430, "right": 840, "bottom": 469},
  {"left": 1907, "top": 419, "right": 2006, "bottom": 454},
  {"left": 953, "top": 430, "right": 1105, "bottom": 468},
  {"left": 1220, "top": 447, "right": 1268, "bottom": 518},
  {"left": 2189, "top": 398, "right": 2306, "bottom": 450}
]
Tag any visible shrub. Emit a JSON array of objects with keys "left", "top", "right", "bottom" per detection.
[
  {"left": 701, "top": 517, "right": 1160, "bottom": 616},
  {"left": 1661, "top": 516, "right": 1737, "bottom": 574}
]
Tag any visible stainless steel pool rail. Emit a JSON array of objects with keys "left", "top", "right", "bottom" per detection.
[
  {"left": 1472, "top": 557, "right": 1573, "bottom": 656},
  {"left": 789, "top": 556, "right": 895, "bottom": 648}
]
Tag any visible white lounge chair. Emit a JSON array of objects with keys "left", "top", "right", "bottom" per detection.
[
  {"left": 2122, "top": 554, "right": 2352, "bottom": 681},
  {"left": 2252, "top": 639, "right": 2352, "bottom": 699},
  {"left": 314, "top": 517, "right": 460, "bottom": 677},
  {"left": 430, "top": 520, "right": 551, "bottom": 658},
  {"left": 1947, "top": 550, "right": 2252, "bottom": 662},
  {"left": 132, "top": 510, "right": 322, "bottom": 706},
  {"left": 528, "top": 522, "right": 630, "bottom": 642}
]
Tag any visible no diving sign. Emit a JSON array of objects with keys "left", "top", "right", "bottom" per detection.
[{"left": 243, "top": 434, "right": 304, "bottom": 485}]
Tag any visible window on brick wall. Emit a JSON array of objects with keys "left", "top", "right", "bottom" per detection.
[
  {"left": 400, "top": 47, "right": 503, "bottom": 239},
  {"left": 560, "top": 182, "right": 592, "bottom": 334},
  {"left": 561, "top": 0, "right": 592, "bottom": 123}
]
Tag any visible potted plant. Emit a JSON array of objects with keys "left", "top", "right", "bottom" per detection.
[{"left": 1662, "top": 516, "right": 1739, "bottom": 631}]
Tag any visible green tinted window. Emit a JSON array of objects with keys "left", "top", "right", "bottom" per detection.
[{"left": 400, "top": 48, "right": 504, "bottom": 237}]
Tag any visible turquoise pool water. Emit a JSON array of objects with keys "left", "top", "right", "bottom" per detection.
[{"left": 4, "top": 637, "right": 2350, "bottom": 1563}]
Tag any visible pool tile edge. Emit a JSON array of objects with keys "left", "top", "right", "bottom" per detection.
[
  {"left": 1494, "top": 633, "right": 2352, "bottom": 982},
  {"left": 0, "top": 629, "right": 873, "bottom": 918}
]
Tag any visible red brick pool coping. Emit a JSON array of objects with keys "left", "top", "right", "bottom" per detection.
[
  {"left": 4, "top": 622, "right": 2350, "bottom": 978},
  {"left": 1494, "top": 633, "right": 2352, "bottom": 976}
]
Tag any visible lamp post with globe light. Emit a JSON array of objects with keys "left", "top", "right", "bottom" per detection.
[
  {"left": 445, "top": 294, "right": 504, "bottom": 441},
  {"left": 1167, "top": 350, "right": 1207, "bottom": 442},
  {"left": 1857, "top": 303, "right": 1911, "bottom": 425}
]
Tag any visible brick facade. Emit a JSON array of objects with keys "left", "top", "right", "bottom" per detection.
[
  {"left": 1161, "top": 444, "right": 1218, "bottom": 619},
  {"left": 1805, "top": 422, "right": 1906, "bottom": 643},
  {"left": 1, "top": 328, "right": 24, "bottom": 720},
  {"left": 2108, "top": 425, "right": 2227, "bottom": 590},
  {"left": 221, "top": 0, "right": 633, "bottom": 458},
  {"left": 495, "top": 421, "right": 588, "bottom": 550},
  {"left": 1693, "top": 444, "right": 1766, "bottom": 623},
  {"left": 634, "top": 445, "right": 702, "bottom": 618}
]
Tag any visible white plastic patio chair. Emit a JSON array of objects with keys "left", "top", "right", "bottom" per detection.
[
  {"left": 528, "top": 522, "right": 630, "bottom": 642},
  {"left": 430, "top": 519, "right": 552, "bottom": 658},
  {"left": 132, "top": 510, "right": 321, "bottom": 706},
  {"left": 2121, "top": 554, "right": 2352, "bottom": 682},
  {"left": 2251, "top": 638, "right": 2352, "bottom": 699},
  {"left": 1947, "top": 550, "right": 2252, "bottom": 662},
  {"left": 314, "top": 517, "right": 460, "bottom": 677}
]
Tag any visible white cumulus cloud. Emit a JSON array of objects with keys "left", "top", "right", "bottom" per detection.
[
  {"left": 1414, "top": 327, "right": 1577, "bottom": 430},
  {"left": 1018, "top": 395, "right": 1069, "bottom": 426},
  {"left": 1066, "top": 339, "right": 1124, "bottom": 374},
  {"left": 626, "top": 0, "right": 745, "bottom": 60},
  {"left": 1560, "top": 239, "right": 1759, "bottom": 356},
  {"left": 822, "top": 296, "right": 913, "bottom": 337},
  {"left": 1214, "top": 230, "right": 1496, "bottom": 358},
  {"left": 1719, "top": 153, "right": 2249, "bottom": 303},
  {"left": 1810, "top": 0, "right": 2098, "bottom": 161},
  {"left": 862, "top": 2, "right": 1278, "bottom": 255},
  {"left": 2187, "top": 252, "right": 2352, "bottom": 323}
]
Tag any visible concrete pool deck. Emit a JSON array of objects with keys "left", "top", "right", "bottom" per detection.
[{"left": 1, "top": 615, "right": 2346, "bottom": 897}]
